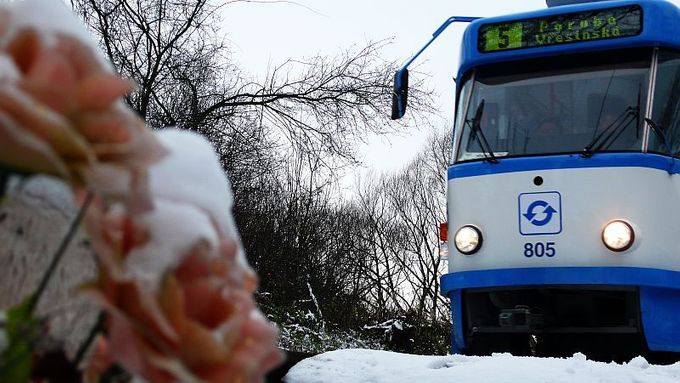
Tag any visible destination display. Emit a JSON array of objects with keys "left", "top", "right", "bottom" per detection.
[{"left": 478, "top": 5, "right": 642, "bottom": 53}]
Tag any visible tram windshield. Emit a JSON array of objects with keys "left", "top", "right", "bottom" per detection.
[{"left": 455, "top": 50, "right": 651, "bottom": 162}]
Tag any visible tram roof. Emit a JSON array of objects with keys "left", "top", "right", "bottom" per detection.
[{"left": 457, "top": 0, "right": 680, "bottom": 79}]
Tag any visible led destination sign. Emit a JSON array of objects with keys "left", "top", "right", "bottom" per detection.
[{"left": 478, "top": 5, "right": 642, "bottom": 53}]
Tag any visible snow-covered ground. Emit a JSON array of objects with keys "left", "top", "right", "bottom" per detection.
[{"left": 285, "top": 349, "right": 680, "bottom": 383}]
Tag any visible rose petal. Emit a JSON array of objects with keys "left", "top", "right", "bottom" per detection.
[
  {"left": 158, "top": 274, "right": 186, "bottom": 332},
  {"left": 108, "top": 312, "right": 175, "bottom": 383},
  {"left": 0, "top": 85, "right": 93, "bottom": 162},
  {"left": 75, "top": 109, "right": 132, "bottom": 144},
  {"left": 117, "top": 281, "right": 179, "bottom": 346},
  {"left": 0, "top": 110, "right": 69, "bottom": 176},
  {"left": 22, "top": 50, "right": 78, "bottom": 114},
  {"left": 6, "top": 29, "right": 40, "bottom": 74},
  {"left": 175, "top": 251, "right": 213, "bottom": 283},
  {"left": 54, "top": 33, "right": 106, "bottom": 79},
  {"left": 193, "top": 361, "right": 244, "bottom": 382},
  {"left": 20, "top": 77, "right": 76, "bottom": 116},
  {"left": 26, "top": 49, "right": 77, "bottom": 88},
  {"left": 78, "top": 73, "right": 135, "bottom": 112},
  {"left": 178, "top": 319, "right": 230, "bottom": 368},
  {"left": 92, "top": 112, "right": 168, "bottom": 166},
  {"left": 182, "top": 279, "right": 234, "bottom": 329},
  {"left": 145, "top": 353, "right": 202, "bottom": 383}
]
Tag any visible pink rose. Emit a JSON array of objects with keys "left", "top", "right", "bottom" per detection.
[{"left": 83, "top": 203, "right": 283, "bottom": 383}]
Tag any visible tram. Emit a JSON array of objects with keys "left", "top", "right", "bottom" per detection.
[{"left": 393, "top": 0, "right": 680, "bottom": 358}]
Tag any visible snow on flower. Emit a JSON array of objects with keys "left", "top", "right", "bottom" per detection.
[
  {"left": 83, "top": 131, "right": 282, "bottom": 383},
  {"left": 7, "top": 0, "right": 110, "bottom": 58},
  {"left": 85, "top": 235, "right": 282, "bottom": 382},
  {"left": 148, "top": 129, "right": 250, "bottom": 267},
  {"left": 0, "top": 0, "right": 165, "bottom": 197}
]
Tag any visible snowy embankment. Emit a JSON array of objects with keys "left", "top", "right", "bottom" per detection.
[{"left": 285, "top": 349, "right": 680, "bottom": 383}]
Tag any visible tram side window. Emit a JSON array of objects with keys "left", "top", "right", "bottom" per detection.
[{"left": 650, "top": 50, "right": 680, "bottom": 156}]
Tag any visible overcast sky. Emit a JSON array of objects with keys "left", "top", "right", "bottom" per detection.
[{"left": 220, "top": 0, "right": 678, "bottom": 176}]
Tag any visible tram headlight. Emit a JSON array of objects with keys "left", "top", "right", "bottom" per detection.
[
  {"left": 602, "top": 220, "right": 634, "bottom": 252},
  {"left": 454, "top": 225, "right": 483, "bottom": 255}
]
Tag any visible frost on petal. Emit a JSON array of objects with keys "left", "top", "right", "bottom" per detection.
[
  {"left": 87, "top": 221, "right": 283, "bottom": 382},
  {"left": 25, "top": 44, "right": 77, "bottom": 87}
]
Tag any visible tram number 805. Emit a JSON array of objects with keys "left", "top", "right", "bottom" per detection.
[{"left": 523, "top": 242, "right": 556, "bottom": 258}]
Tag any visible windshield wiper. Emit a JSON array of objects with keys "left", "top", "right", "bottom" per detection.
[
  {"left": 582, "top": 106, "right": 639, "bottom": 157},
  {"left": 645, "top": 117, "right": 673, "bottom": 154},
  {"left": 584, "top": 81, "right": 643, "bottom": 157},
  {"left": 466, "top": 99, "right": 499, "bottom": 163}
]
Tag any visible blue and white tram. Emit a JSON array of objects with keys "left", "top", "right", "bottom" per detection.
[{"left": 394, "top": 0, "right": 680, "bottom": 358}]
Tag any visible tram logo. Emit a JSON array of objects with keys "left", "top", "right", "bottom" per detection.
[{"left": 518, "top": 191, "right": 562, "bottom": 236}]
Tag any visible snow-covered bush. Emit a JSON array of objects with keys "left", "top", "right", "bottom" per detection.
[
  {"left": 257, "top": 293, "right": 383, "bottom": 354},
  {"left": 278, "top": 313, "right": 384, "bottom": 353}
]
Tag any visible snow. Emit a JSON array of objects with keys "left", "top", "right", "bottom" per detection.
[
  {"left": 123, "top": 129, "right": 248, "bottom": 286},
  {"left": 149, "top": 128, "right": 248, "bottom": 266},
  {"left": 285, "top": 349, "right": 680, "bottom": 383},
  {"left": 2, "top": 0, "right": 110, "bottom": 67},
  {"left": 124, "top": 198, "right": 219, "bottom": 285},
  {"left": 149, "top": 129, "right": 239, "bottom": 238}
]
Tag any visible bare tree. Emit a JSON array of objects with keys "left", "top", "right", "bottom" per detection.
[
  {"left": 70, "top": 0, "right": 434, "bottom": 169},
  {"left": 353, "top": 127, "right": 451, "bottom": 322},
  {"left": 67, "top": 0, "right": 451, "bottom": 352},
  {"left": 354, "top": 178, "right": 412, "bottom": 317}
]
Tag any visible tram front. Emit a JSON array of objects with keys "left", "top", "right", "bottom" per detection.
[{"left": 439, "top": 0, "right": 680, "bottom": 358}]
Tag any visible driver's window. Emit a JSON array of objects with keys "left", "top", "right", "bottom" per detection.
[{"left": 650, "top": 50, "right": 680, "bottom": 156}]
